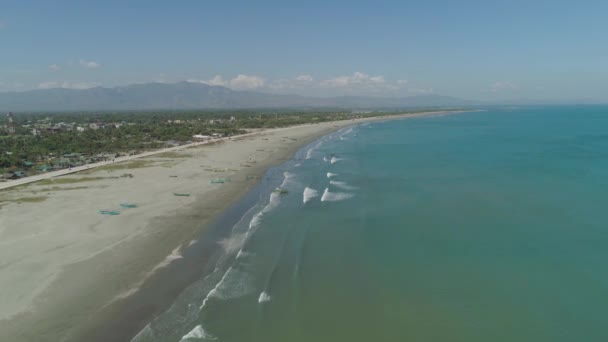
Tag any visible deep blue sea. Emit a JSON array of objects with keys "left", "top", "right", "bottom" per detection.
[{"left": 133, "top": 106, "right": 608, "bottom": 342}]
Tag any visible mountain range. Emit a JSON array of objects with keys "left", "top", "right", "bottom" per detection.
[{"left": 0, "top": 82, "right": 478, "bottom": 112}]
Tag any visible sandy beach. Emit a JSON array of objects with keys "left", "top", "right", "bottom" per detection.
[{"left": 0, "top": 111, "right": 461, "bottom": 342}]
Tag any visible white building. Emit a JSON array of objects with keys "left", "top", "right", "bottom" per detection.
[{"left": 192, "top": 134, "right": 211, "bottom": 141}]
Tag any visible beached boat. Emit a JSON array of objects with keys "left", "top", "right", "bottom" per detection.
[{"left": 99, "top": 210, "right": 120, "bottom": 215}]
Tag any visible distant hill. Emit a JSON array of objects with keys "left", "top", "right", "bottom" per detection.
[{"left": 0, "top": 82, "right": 478, "bottom": 112}]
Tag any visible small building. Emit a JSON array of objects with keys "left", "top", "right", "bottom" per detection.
[
  {"left": 193, "top": 134, "right": 211, "bottom": 141},
  {"left": 10, "top": 171, "right": 26, "bottom": 179}
]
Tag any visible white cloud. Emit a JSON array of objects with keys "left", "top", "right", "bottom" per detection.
[
  {"left": 49, "top": 64, "right": 61, "bottom": 71},
  {"left": 207, "top": 75, "right": 228, "bottom": 86},
  {"left": 321, "top": 72, "right": 386, "bottom": 88},
  {"left": 491, "top": 81, "right": 517, "bottom": 93},
  {"left": 38, "top": 81, "right": 100, "bottom": 90},
  {"left": 156, "top": 72, "right": 422, "bottom": 96},
  {"left": 229, "top": 74, "right": 265, "bottom": 90},
  {"left": 187, "top": 75, "right": 228, "bottom": 86},
  {"left": 79, "top": 59, "right": 101, "bottom": 69},
  {"left": 252, "top": 72, "right": 420, "bottom": 95},
  {"left": 295, "top": 74, "right": 313, "bottom": 82},
  {"left": 187, "top": 74, "right": 265, "bottom": 89}
]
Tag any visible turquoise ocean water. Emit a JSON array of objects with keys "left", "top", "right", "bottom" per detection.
[{"left": 133, "top": 106, "right": 608, "bottom": 342}]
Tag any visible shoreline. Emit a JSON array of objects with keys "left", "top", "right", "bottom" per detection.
[
  {"left": 0, "top": 110, "right": 474, "bottom": 191},
  {"left": 0, "top": 110, "right": 469, "bottom": 342}
]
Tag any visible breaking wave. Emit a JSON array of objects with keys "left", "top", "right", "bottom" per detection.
[
  {"left": 327, "top": 172, "right": 339, "bottom": 178},
  {"left": 340, "top": 127, "right": 354, "bottom": 140},
  {"left": 330, "top": 157, "right": 342, "bottom": 164},
  {"left": 200, "top": 267, "right": 254, "bottom": 308},
  {"left": 236, "top": 249, "right": 253, "bottom": 260},
  {"left": 329, "top": 180, "right": 358, "bottom": 191},
  {"left": 217, "top": 233, "right": 247, "bottom": 255},
  {"left": 303, "top": 187, "right": 319, "bottom": 204},
  {"left": 320, "top": 188, "right": 354, "bottom": 202},
  {"left": 249, "top": 192, "right": 281, "bottom": 230},
  {"left": 180, "top": 325, "right": 217, "bottom": 341},
  {"left": 305, "top": 140, "right": 324, "bottom": 160},
  {"left": 258, "top": 291, "right": 271, "bottom": 303}
]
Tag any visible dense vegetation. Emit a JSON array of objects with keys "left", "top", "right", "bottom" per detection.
[{"left": 0, "top": 109, "right": 447, "bottom": 173}]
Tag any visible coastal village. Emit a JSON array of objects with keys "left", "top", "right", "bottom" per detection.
[
  {"left": 0, "top": 110, "right": 370, "bottom": 183},
  {"left": 0, "top": 111, "right": 240, "bottom": 182}
]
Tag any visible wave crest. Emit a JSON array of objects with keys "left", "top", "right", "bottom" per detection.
[
  {"left": 303, "top": 187, "right": 319, "bottom": 204},
  {"left": 320, "top": 188, "right": 354, "bottom": 202},
  {"left": 329, "top": 180, "right": 358, "bottom": 191},
  {"left": 180, "top": 325, "right": 217, "bottom": 341},
  {"left": 258, "top": 291, "right": 271, "bottom": 303}
]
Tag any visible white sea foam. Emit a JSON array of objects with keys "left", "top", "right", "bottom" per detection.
[
  {"left": 280, "top": 172, "right": 296, "bottom": 188},
  {"left": 249, "top": 212, "right": 263, "bottom": 229},
  {"left": 258, "top": 291, "right": 271, "bottom": 303},
  {"left": 218, "top": 233, "right": 246, "bottom": 255},
  {"left": 327, "top": 172, "right": 339, "bottom": 178},
  {"left": 267, "top": 192, "right": 281, "bottom": 208},
  {"left": 248, "top": 192, "right": 281, "bottom": 230},
  {"left": 180, "top": 325, "right": 217, "bottom": 341},
  {"left": 236, "top": 249, "right": 253, "bottom": 259},
  {"left": 305, "top": 140, "right": 324, "bottom": 159},
  {"left": 303, "top": 187, "right": 319, "bottom": 204},
  {"left": 147, "top": 246, "right": 183, "bottom": 276},
  {"left": 329, "top": 180, "right": 358, "bottom": 191},
  {"left": 199, "top": 264, "right": 256, "bottom": 310},
  {"left": 323, "top": 156, "right": 329, "bottom": 162},
  {"left": 207, "top": 267, "right": 255, "bottom": 301},
  {"left": 197, "top": 178, "right": 284, "bottom": 317},
  {"left": 320, "top": 188, "right": 354, "bottom": 202},
  {"left": 340, "top": 128, "right": 354, "bottom": 140},
  {"left": 330, "top": 157, "right": 342, "bottom": 164}
]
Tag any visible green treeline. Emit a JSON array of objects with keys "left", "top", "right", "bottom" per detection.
[{"left": 0, "top": 109, "right": 447, "bottom": 172}]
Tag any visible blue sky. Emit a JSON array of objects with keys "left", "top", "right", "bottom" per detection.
[{"left": 1, "top": 0, "right": 607, "bottom": 100}]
